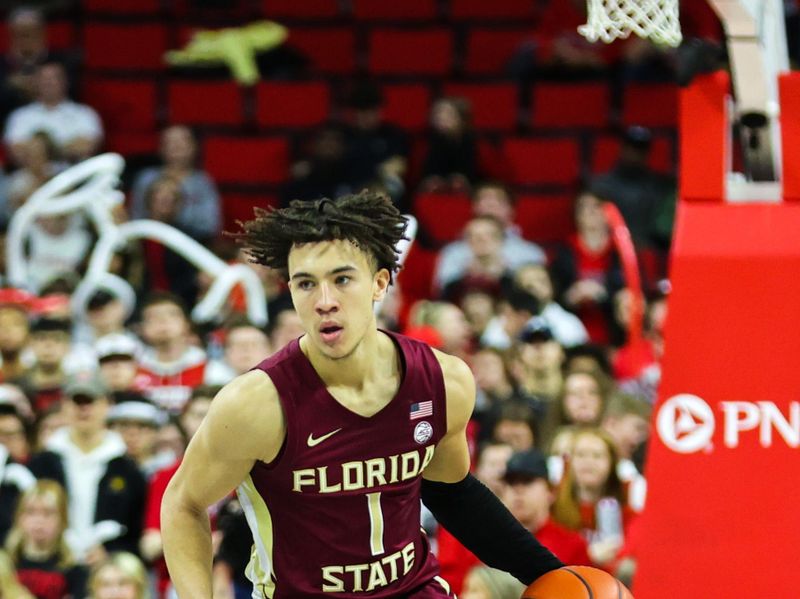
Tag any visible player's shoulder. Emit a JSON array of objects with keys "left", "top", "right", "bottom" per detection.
[
  {"left": 430, "top": 349, "right": 475, "bottom": 419},
  {"left": 430, "top": 348, "right": 473, "bottom": 386},
  {"left": 202, "top": 369, "right": 286, "bottom": 462}
]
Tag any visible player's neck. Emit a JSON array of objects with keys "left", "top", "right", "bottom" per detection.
[{"left": 303, "top": 326, "right": 391, "bottom": 389}]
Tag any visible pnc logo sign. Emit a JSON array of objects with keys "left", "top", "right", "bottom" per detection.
[
  {"left": 657, "top": 394, "right": 715, "bottom": 453},
  {"left": 657, "top": 393, "right": 800, "bottom": 453}
]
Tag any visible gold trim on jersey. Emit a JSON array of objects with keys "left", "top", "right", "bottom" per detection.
[{"left": 237, "top": 475, "right": 277, "bottom": 599}]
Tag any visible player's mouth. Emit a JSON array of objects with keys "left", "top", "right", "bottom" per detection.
[{"left": 319, "top": 323, "right": 344, "bottom": 344}]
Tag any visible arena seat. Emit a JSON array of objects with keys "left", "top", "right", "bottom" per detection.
[
  {"left": 514, "top": 194, "right": 575, "bottom": 243},
  {"left": 531, "top": 82, "right": 610, "bottom": 129},
  {"left": 83, "top": 0, "right": 161, "bottom": 13},
  {"left": 591, "top": 134, "right": 675, "bottom": 174},
  {"left": 397, "top": 243, "right": 439, "bottom": 310},
  {"left": 82, "top": 77, "right": 158, "bottom": 134},
  {"left": 84, "top": 23, "right": 168, "bottom": 71},
  {"left": 352, "top": 0, "right": 437, "bottom": 21},
  {"left": 222, "top": 193, "right": 279, "bottom": 232},
  {"left": 261, "top": 0, "right": 340, "bottom": 19},
  {"left": 167, "top": 81, "right": 244, "bottom": 126},
  {"left": 285, "top": 28, "right": 356, "bottom": 75},
  {"left": 368, "top": 29, "right": 454, "bottom": 76},
  {"left": 204, "top": 137, "right": 289, "bottom": 185},
  {"left": 450, "top": 0, "right": 537, "bottom": 20},
  {"left": 382, "top": 83, "right": 432, "bottom": 132},
  {"left": 442, "top": 83, "right": 518, "bottom": 132},
  {"left": 256, "top": 81, "right": 330, "bottom": 128},
  {"left": 622, "top": 83, "right": 679, "bottom": 128},
  {"left": 463, "top": 28, "right": 531, "bottom": 76},
  {"left": 503, "top": 137, "right": 581, "bottom": 185},
  {"left": 412, "top": 192, "right": 473, "bottom": 246}
]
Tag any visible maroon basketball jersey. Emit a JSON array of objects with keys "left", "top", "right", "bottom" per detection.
[{"left": 236, "top": 331, "right": 450, "bottom": 598}]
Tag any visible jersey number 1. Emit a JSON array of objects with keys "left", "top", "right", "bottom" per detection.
[{"left": 366, "top": 492, "right": 385, "bottom": 556}]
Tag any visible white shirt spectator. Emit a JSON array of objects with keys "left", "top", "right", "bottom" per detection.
[{"left": 4, "top": 100, "right": 103, "bottom": 150}]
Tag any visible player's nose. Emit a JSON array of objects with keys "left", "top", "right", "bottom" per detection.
[{"left": 315, "top": 282, "right": 339, "bottom": 314}]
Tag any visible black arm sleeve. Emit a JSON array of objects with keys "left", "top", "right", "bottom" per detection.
[{"left": 421, "top": 474, "right": 564, "bottom": 585}]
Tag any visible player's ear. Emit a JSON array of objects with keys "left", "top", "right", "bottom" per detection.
[{"left": 372, "top": 268, "right": 391, "bottom": 301}]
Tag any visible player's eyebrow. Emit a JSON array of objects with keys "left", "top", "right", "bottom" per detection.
[{"left": 290, "top": 265, "right": 358, "bottom": 281}]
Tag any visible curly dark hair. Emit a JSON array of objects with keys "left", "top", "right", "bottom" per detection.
[{"left": 235, "top": 191, "right": 408, "bottom": 283}]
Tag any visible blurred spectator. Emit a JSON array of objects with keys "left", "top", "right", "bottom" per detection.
[
  {"left": 0, "top": 7, "right": 77, "bottom": 123},
  {"left": 458, "top": 289, "right": 495, "bottom": 341},
  {"left": 407, "top": 301, "right": 472, "bottom": 359},
  {"left": 540, "top": 369, "right": 614, "bottom": 449},
  {"left": 0, "top": 303, "right": 31, "bottom": 383},
  {"left": 79, "top": 292, "right": 138, "bottom": 347},
  {"left": 441, "top": 216, "right": 512, "bottom": 302},
  {"left": 6, "top": 480, "right": 88, "bottom": 599},
  {"left": 20, "top": 317, "right": 71, "bottom": 413},
  {"left": 612, "top": 286, "right": 668, "bottom": 403},
  {"left": 25, "top": 211, "right": 92, "bottom": 294},
  {"left": 28, "top": 372, "right": 146, "bottom": 564},
  {"left": 130, "top": 126, "right": 221, "bottom": 241},
  {"left": 435, "top": 183, "right": 545, "bottom": 292},
  {"left": 136, "top": 293, "right": 207, "bottom": 415},
  {"left": 590, "top": 126, "right": 676, "bottom": 251},
  {"left": 508, "top": 319, "right": 564, "bottom": 403},
  {"left": 139, "top": 178, "right": 199, "bottom": 309},
  {"left": 501, "top": 449, "right": 591, "bottom": 566},
  {"left": 31, "top": 403, "right": 64, "bottom": 453},
  {"left": 96, "top": 334, "right": 142, "bottom": 402},
  {"left": 551, "top": 428, "right": 638, "bottom": 573},
  {"left": 87, "top": 552, "right": 149, "bottom": 599},
  {"left": 474, "top": 440, "right": 513, "bottom": 497},
  {"left": 4, "top": 61, "right": 102, "bottom": 165},
  {"left": 420, "top": 97, "right": 479, "bottom": 192},
  {"left": 471, "top": 347, "right": 543, "bottom": 444},
  {"left": 491, "top": 402, "right": 538, "bottom": 452},
  {"left": 0, "top": 425, "right": 36, "bottom": 544},
  {"left": 205, "top": 319, "right": 271, "bottom": 385},
  {"left": 5, "top": 131, "right": 65, "bottom": 222},
  {"left": 460, "top": 566, "right": 525, "bottom": 599},
  {"left": 601, "top": 393, "right": 650, "bottom": 485},
  {"left": 552, "top": 191, "right": 622, "bottom": 345},
  {"left": 108, "top": 400, "right": 171, "bottom": 480},
  {"left": 513, "top": 263, "right": 588, "bottom": 348},
  {"left": 141, "top": 385, "right": 216, "bottom": 598},
  {"left": 564, "top": 344, "right": 612, "bottom": 378},
  {"left": 282, "top": 127, "right": 349, "bottom": 206},
  {"left": 481, "top": 287, "right": 540, "bottom": 350},
  {"left": 0, "top": 403, "right": 31, "bottom": 464},
  {"left": 340, "top": 80, "right": 408, "bottom": 200},
  {"left": 0, "top": 549, "right": 34, "bottom": 599},
  {"left": 267, "top": 308, "right": 304, "bottom": 352}
]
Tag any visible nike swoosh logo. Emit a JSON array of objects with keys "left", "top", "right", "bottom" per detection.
[{"left": 307, "top": 428, "right": 342, "bottom": 447}]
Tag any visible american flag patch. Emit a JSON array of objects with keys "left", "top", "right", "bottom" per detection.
[{"left": 410, "top": 401, "right": 433, "bottom": 420}]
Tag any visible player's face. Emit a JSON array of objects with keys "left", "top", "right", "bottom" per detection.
[{"left": 288, "top": 240, "right": 389, "bottom": 360}]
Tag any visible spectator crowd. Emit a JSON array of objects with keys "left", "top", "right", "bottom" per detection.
[{"left": 0, "top": 0, "right": 777, "bottom": 597}]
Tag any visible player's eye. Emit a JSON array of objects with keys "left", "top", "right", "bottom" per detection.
[
  {"left": 335, "top": 275, "right": 351, "bottom": 285},
  {"left": 297, "top": 280, "right": 315, "bottom": 290}
]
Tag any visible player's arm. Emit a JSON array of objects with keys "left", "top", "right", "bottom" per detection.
[
  {"left": 421, "top": 351, "right": 564, "bottom": 585},
  {"left": 161, "top": 370, "right": 285, "bottom": 599}
]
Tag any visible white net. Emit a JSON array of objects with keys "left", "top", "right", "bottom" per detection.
[{"left": 578, "top": 0, "right": 683, "bottom": 47}]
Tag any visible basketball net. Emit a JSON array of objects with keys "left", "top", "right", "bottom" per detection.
[{"left": 578, "top": 0, "right": 682, "bottom": 47}]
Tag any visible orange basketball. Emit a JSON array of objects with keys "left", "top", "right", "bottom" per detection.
[{"left": 522, "top": 566, "right": 634, "bottom": 599}]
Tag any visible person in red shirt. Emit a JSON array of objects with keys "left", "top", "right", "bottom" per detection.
[
  {"left": 502, "top": 449, "right": 592, "bottom": 568},
  {"left": 437, "top": 446, "right": 590, "bottom": 595},
  {"left": 136, "top": 292, "right": 207, "bottom": 415}
]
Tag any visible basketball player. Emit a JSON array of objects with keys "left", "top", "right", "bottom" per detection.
[{"left": 161, "top": 192, "right": 564, "bottom": 597}]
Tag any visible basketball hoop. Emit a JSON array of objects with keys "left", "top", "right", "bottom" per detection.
[{"left": 579, "top": 0, "right": 682, "bottom": 47}]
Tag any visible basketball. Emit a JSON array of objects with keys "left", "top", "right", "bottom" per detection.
[{"left": 522, "top": 566, "right": 634, "bottom": 599}]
